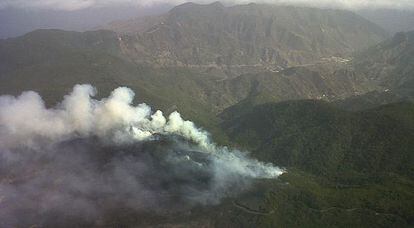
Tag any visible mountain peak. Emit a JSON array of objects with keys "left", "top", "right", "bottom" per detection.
[
  {"left": 171, "top": 1, "right": 225, "bottom": 12},
  {"left": 104, "top": 2, "right": 388, "bottom": 69},
  {"left": 209, "top": 1, "right": 225, "bottom": 8}
]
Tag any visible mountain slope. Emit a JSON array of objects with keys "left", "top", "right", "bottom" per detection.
[
  {"left": 221, "top": 100, "right": 414, "bottom": 226},
  {"left": 0, "top": 29, "right": 121, "bottom": 75},
  {"left": 218, "top": 29, "right": 414, "bottom": 113},
  {"left": 0, "top": 30, "right": 379, "bottom": 123},
  {"left": 223, "top": 100, "right": 414, "bottom": 179},
  {"left": 107, "top": 2, "right": 388, "bottom": 69},
  {"left": 352, "top": 31, "right": 414, "bottom": 97}
]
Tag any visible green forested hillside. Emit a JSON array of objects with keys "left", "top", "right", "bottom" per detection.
[
  {"left": 221, "top": 101, "right": 414, "bottom": 227},
  {"left": 223, "top": 101, "right": 414, "bottom": 179}
]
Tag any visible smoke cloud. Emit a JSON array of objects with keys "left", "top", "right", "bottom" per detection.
[
  {"left": 0, "top": 84, "right": 283, "bottom": 226},
  {"left": 1, "top": 0, "right": 414, "bottom": 11}
]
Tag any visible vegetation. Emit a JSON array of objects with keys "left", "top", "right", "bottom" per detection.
[
  {"left": 107, "top": 2, "right": 388, "bottom": 68},
  {"left": 0, "top": 3, "right": 413, "bottom": 227},
  {"left": 221, "top": 100, "right": 414, "bottom": 227}
]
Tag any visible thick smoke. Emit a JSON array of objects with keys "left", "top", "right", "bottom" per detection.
[{"left": 0, "top": 84, "right": 283, "bottom": 226}]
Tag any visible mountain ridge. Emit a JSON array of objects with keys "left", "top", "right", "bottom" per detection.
[{"left": 103, "top": 2, "right": 388, "bottom": 70}]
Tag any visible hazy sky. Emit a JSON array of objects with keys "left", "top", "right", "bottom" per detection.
[{"left": 1, "top": 0, "right": 414, "bottom": 11}]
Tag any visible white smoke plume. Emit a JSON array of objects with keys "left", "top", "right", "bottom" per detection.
[
  {"left": 0, "top": 85, "right": 208, "bottom": 149},
  {"left": 0, "top": 84, "right": 283, "bottom": 226}
]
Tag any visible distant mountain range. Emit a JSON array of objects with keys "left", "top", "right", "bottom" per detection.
[
  {"left": 2, "top": 2, "right": 413, "bottom": 40},
  {"left": 1, "top": 2, "right": 413, "bottom": 123},
  {"left": 0, "top": 4, "right": 172, "bottom": 39},
  {"left": 104, "top": 2, "right": 388, "bottom": 69}
]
